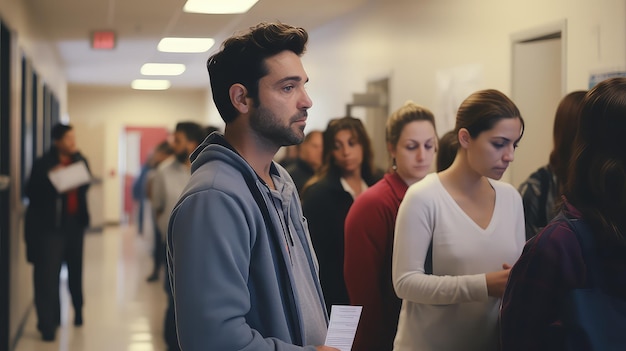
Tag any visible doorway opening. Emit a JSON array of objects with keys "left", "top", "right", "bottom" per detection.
[
  {"left": 508, "top": 20, "right": 566, "bottom": 188},
  {"left": 346, "top": 78, "right": 390, "bottom": 172}
]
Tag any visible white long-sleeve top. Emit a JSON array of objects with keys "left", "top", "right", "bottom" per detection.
[{"left": 392, "top": 173, "right": 525, "bottom": 351}]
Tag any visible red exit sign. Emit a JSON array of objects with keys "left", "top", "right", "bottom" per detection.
[{"left": 91, "top": 31, "right": 116, "bottom": 50}]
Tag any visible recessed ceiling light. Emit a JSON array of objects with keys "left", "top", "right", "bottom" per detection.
[
  {"left": 157, "top": 38, "right": 215, "bottom": 53},
  {"left": 131, "top": 79, "right": 171, "bottom": 90},
  {"left": 183, "top": 0, "right": 259, "bottom": 14},
  {"left": 140, "top": 63, "right": 186, "bottom": 76}
]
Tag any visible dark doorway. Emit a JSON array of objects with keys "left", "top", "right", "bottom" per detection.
[{"left": 0, "top": 19, "right": 13, "bottom": 351}]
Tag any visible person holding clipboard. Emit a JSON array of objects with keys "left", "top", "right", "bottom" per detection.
[{"left": 25, "top": 123, "right": 91, "bottom": 342}]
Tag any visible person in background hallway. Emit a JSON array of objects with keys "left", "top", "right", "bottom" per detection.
[
  {"left": 152, "top": 123, "right": 204, "bottom": 252},
  {"left": 25, "top": 123, "right": 91, "bottom": 341},
  {"left": 302, "top": 116, "right": 381, "bottom": 313},
  {"left": 143, "top": 141, "right": 174, "bottom": 282},
  {"left": 285, "top": 130, "right": 323, "bottom": 193},
  {"left": 132, "top": 161, "right": 149, "bottom": 236},
  {"left": 344, "top": 102, "right": 438, "bottom": 351},
  {"left": 151, "top": 121, "right": 204, "bottom": 351},
  {"left": 278, "top": 144, "right": 299, "bottom": 168},
  {"left": 167, "top": 22, "right": 337, "bottom": 351},
  {"left": 500, "top": 78, "right": 626, "bottom": 351},
  {"left": 436, "top": 130, "right": 457, "bottom": 172},
  {"left": 392, "top": 90, "right": 526, "bottom": 351},
  {"left": 517, "top": 91, "right": 586, "bottom": 240}
]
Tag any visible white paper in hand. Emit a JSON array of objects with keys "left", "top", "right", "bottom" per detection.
[
  {"left": 324, "top": 305, "right": 362, "bottom": 351},
  {"left": 48, "top": 161, "right": 91, "bottom": 193}
]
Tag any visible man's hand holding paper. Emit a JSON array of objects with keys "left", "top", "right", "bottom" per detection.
[{"left": 48, "top": 160, "right": 91, "bottom": 193}]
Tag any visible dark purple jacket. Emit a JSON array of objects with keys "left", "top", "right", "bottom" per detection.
[{"left": 500, "top": 199, "right": 626, "bottom": 350}]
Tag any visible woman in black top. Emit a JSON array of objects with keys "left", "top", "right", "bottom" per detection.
[{"left": 302, "top": 116, "right": 381, "bottom": 313}]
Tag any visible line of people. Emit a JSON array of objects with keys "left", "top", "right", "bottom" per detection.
[
  {"left": 296, "top": 90, "right": 525, "bottom": 350},
  {"left": 164, "top": 22, "right": 626, "bottom": 351},
  {"left": 26, "top": 20, "right": 626, "bottom": 351}
]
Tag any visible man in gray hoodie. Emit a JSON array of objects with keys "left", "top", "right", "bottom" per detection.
[{"left": 167, "top": 22, "right": 338, "bottom": 351}]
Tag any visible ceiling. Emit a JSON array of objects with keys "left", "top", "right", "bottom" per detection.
[{"left": 23, "top": 0, "right": 369, "bottom": 89}]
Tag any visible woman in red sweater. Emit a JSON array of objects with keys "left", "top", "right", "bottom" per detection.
[{"left": 344, "top": 101, "right": 438, "bottom": 351}]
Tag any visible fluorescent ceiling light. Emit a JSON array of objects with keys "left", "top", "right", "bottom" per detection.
[
  {"left": 131, "top": 79, "right": 171, "bottom": 90},
  {"left": 158, "top": 37, "right": 215, "bottom": 53},
  {"left": 183, "top": 0, "right": 259, "bottom": 14},
  {"left": 141, "top": 63, "right": 186, "bottom": 76}
]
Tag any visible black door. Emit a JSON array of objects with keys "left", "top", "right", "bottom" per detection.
[{"left": 0, "top": 19, "right": 12, "bottom": 351}]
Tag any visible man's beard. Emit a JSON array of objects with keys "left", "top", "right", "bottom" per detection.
[
  {"left": 249, "top": 104, "right": 306, "bottom": 147},
  {"left": 175, "top": 150, "right": 189, "bottom": 164}
]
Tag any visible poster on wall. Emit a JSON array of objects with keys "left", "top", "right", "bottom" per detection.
[
  {"left": 435, "top": 64, "right": 484, "bottom": 134},
  {"left": 589, "top": 70, "right": 626, "bottom": 89}
]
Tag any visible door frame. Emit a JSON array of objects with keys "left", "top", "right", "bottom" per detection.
[
  {"left": 508, "top": 20, "right": 567, "bottom": 186},
  {"left": 0, "top": 19, "right": 12, "bottom": 351},
  {"left": 511, "top": 19, "right": 567, "bottom": 100}
]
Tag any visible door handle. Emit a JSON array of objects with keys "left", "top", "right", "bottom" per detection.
[{"left": 0, "top": 175, "right": 9, "bottom": 191}]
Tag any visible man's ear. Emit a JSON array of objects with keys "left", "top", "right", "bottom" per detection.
[
  {"left": 229, "top": 83, "right": 251, "bottom": 114},
  {"left": 458, "top": 128, "right": 471, "bottom": 149}
]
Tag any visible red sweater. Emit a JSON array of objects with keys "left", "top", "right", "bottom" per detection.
[{"left": 344, "top": 172, "right": 408, "bottom": 351}]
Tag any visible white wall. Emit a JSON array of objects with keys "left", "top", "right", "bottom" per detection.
[
  {"left": 67, "top": 0, "right": 626, "bottom": 224},
  {"left": 303, "top": 0, "right": 626, "bottom": 138},
  {"left": 68, "top": 86, "right": 210, "bottom": 224}
]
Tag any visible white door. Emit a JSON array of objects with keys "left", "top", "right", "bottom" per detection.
[{"left": 509, "top": 34, "right": 563, "bottom": 188}]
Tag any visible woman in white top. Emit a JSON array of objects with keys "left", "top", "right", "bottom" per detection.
[{"left": 392, "top": 89, "right": 526, "bottom": 351}]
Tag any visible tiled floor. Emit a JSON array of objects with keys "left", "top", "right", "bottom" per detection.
[{"left": 14, "top": 225, "right": 170, "bottom": 351}]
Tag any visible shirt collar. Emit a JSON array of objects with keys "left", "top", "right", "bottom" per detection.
[
  {"left": 386, "top": 172, "right": 410, "bottom": 201},
  {"left": 339, "top": 177, "right": 369, "bottom": 199},
  {"left": 562, "top": 195, "right": 583, "bottom": 219}
]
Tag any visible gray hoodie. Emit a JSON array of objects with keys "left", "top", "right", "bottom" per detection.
[{"left": 167, "top": 133, "right": 327, "bottom": 351}]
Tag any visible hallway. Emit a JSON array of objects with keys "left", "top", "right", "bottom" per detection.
[{"left": 14, "top": 225, "right": 169, "bottom": 351}]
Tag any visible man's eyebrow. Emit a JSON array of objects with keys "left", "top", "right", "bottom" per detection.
[{"left": 275, "top": 76, "right": 309, "bottom": 85}]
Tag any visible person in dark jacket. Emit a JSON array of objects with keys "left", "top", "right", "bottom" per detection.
[
  {"left": 25, "top": 123, "right": 91, "bottom": 341},
  {"left": 302, "top": 116, "right": 381, "bottom": 313},
  {"left": 285, "top": 130, "right": 323, "bottom": 193},
  {"left": 501, "top": 78, "right": 626, "bottom": 351},
  {"left": 517, "top": 91, "right": 586, "bottom": 240}
]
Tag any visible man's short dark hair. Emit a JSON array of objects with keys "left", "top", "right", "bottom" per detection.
[
  {"left": 207, "top": 22, "right": 308, "bottom": 124},
  {"left": 155, "top": 140, "right": 174, "bottom": 154},
  {"left": 175, "top": 122, "right": 205, "bottom": 144},
  {"left": 51, "top": 123, "right": 73, "bottom": 141}
]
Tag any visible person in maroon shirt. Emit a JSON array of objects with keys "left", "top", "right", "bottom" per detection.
[
  {"left": 344, "top": 101, "right": 438, "bottom": 351},
  {"left": 500, "top": 77, "right": 626, "bottom": 350}
]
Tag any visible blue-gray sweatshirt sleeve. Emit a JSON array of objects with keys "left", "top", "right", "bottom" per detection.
[{"left": 168, "top": 188, "right": 317, "bottom": 351}]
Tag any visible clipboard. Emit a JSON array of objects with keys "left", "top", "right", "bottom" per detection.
[{"left": 48, "top": 160, "right": 92, "bottom": 193}]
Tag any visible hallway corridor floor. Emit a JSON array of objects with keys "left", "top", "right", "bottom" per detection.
[{"left": 14, "top": 225, "right": 169, "bottom": 351}]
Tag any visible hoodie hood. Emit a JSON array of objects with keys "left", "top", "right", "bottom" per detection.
[{"left": 190, "top": 132, "right": 276, "bottom": 183}]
